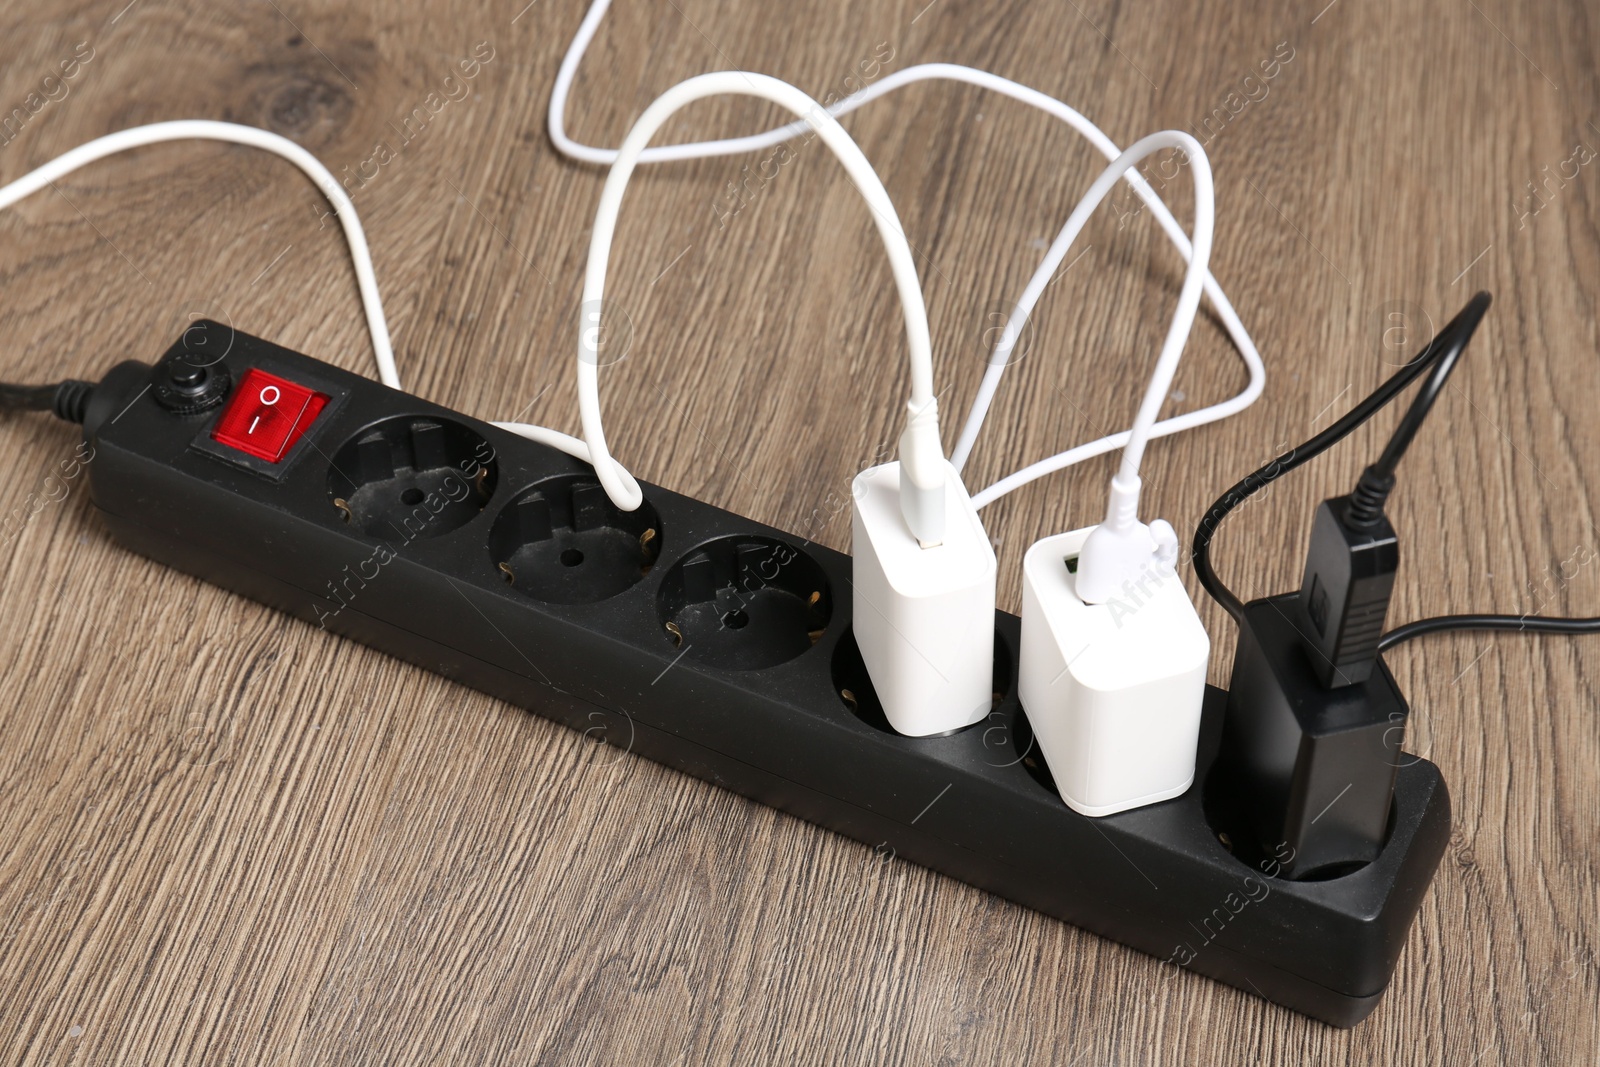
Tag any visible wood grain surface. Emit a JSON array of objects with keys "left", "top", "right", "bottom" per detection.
[{"left": 1, "top": 0, "right": 1597, "bottom": 1062}]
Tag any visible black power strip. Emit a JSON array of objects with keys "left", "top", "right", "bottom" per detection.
[{"left": 76, "top": 325, "right": 1450, "bottom": 1027}]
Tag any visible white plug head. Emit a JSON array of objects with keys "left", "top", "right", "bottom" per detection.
[
  {"left": 852, "top": 461, "right": 995, "bottom": 736},
  {"left": 1019, "top": 526, "right": 1210, "bottom": 817},
  {"left": 1073, "top": 473, "right": 1179, "bottom": 604}
]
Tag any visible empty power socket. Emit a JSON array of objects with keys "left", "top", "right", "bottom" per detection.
[{"left": 490, "top": 474, "right": 662, "bottom": 604}]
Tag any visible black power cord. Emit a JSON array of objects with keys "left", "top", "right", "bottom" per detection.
[
  {"left": 1344, "top": 302, "right": 1473, "bottom": 526},
  {"left": 4, "top": 351, "right": 231, "bottom": 427},
  {"left": 1378, "top": 612, "right": 1600, "bottom": 650},
  {"left": 0, "top": 382, "right": 59, "bottom": 412},
  {"left": 1192, "top": 292, "right": 1491, "bottom": 621},
  {"left": 1192, "top": 289, "right": 1600, "bottom": 654},
  {"left": 0, "top": 379, "right": 95, "bottom": 423}
]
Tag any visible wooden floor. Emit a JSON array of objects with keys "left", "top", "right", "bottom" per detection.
[{"left": 2, "top": 0, "right": 1597, "bottom": 1062}]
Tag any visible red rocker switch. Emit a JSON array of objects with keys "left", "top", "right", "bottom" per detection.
[{"left": 211, "top": 368, "right": 329, "bottom": 463}]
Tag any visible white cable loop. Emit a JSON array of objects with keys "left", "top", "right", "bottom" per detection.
[
  {"left": 0, "top": 120, "right": 399, "bottom": 389},
  {"left": 574, "top": 70, "right": 946, "bottom": 543},
  {"left": 491, "top": 420, "right": 643, "bottom": 500},
  {"left": 550, "top": 0, "right": 1265, "bottom": 508},
  {"left": 970, "top": 137, "right": 1212, "bottom": 513},
  {"left": 966, "top": 131, "right": 1213, "bottom": 514}
]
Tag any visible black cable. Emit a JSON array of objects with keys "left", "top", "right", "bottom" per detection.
[
  {"left": 1374, "top": 333, "right": 1468, "bottom": 477},
  {"left": 1195, "top": 290, "right": 1600, "bottom": 653},
  {"left": 1191, "top": 292, "right": 1492, "bottom": 621},
  {"left": 0, "top": 379, "right": 95, "bottom": 423},
  {"left": 0, "top": 382, "right": 61, "bottom": 413},
  {"left": 1379, "top": 613, "right": 1600, "bottom": 651},
  {"left": 1376, "top": 300, "right": 1600, "bottom": 647},
  {"left": 1346, "top": 308, "right": 1478, "bottom": 525}
]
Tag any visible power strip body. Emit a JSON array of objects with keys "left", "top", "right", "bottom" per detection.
[{"left": 78, "top": 326, "right": 1451, "bottom": 1026}]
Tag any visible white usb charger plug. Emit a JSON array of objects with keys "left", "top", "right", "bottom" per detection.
[
  {"left": 1011, "top": 129, "right": 1217, "bottom": 816},
  {"left": 1019, "top": 525, "right": 1208, "bottom": 816},
  {"left": 852, "top": 458, "right": 996, "bottom": 737}
]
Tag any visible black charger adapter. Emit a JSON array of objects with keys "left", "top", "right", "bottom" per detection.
[
  {"left": 1198, "top": 293, "right": 1491, "bottom": 880},
  {"left": 1219, "top": 594, "right": 1407, "bottom": 878}
]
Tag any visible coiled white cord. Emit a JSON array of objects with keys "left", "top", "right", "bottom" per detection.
[{"left": 549, "top": 0, "right": 1265, "bottom": 508}]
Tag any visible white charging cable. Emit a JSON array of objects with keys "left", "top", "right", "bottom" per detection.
[
  {"left": 573, "top": 70, "right": 950, "bottom": 546},
  {"left": 1049, "top": 130, "right": 1212, "bottom": 604},
  {"left": 0, "top": 120, "right": 398, "bottom": 386},
  {"left": 0, "top": 119, "right": 623, "bottom": 476},
  {"left": 548, "top": 0, "right": 1264, "bottom": 505}
]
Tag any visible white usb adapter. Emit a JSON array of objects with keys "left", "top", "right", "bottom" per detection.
[
  {"left": 1019, "top": 525, "right": 1209, "bottom": 816},
  {"left": 852, "top": 460, "right": 996, "bottom": 737}
]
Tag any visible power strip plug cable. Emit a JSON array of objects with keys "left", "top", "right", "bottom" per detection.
[{"left": 0, "top": 380, "right": 93, "bottom": 422}]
